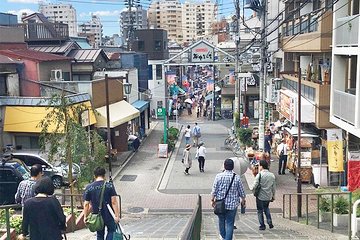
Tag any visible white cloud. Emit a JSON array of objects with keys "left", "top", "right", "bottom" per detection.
[
  {"left": 7, "top": 9, "right": 35, "bottom": 20},
  {"left": 79, "top": 10, "right": 120, "bottom": 18},
  {"left": 7, "top": 0, "right": 39, "bottom": 3}
]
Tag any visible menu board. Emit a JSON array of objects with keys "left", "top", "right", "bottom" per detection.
[
  {"left": 300, "top": 151, "right": 312, "bottom": 167},
  {"left": 158, "top": 144, "right": 168, "bottom": 158}
]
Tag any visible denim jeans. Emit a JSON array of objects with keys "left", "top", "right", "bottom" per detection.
[
  {"left": 217, "top": 208, "right": 237, "bottom": 240},
  {"left": 185, "top": 137, "right": 190, "bottom": 145},
  {"left": 256, "top": 198, "right": 272, "bottom": 228},
  {"left": 97, "top": 214, "right": 116, "bottom": 240},
  {"left": 278, "top": 155, "right": 287, "bottom": 174}
]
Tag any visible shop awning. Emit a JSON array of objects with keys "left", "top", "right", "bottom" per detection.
[
  {"left": 3, "top": 101, "right": 96, "bottom": 133},
  {"left": 284, "top": 127, "right": 318, "bottom": 138},
  {"left": 95, "top": 100, "right": 140, "bottom": 128},
  {"left": 132, "top": 100, "right": 149, "bottom": 112}
]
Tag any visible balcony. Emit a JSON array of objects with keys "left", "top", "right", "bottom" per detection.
[
  {"left": 20, "top": 22, "right": 69, "bottom": 42},
  {"left": 334, "top": 14, "right": 359, "bottom": 47},
  {"left": 281, "top": 9, "right": 333, "bottom": 52},
  {"left": 332, "top": 90, "right": 356, "bottom": 125}
]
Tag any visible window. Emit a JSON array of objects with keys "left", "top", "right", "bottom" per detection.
[
  {"left": 148, "top": 65, "right": 153, "bottom": 80},
  {"left": 138, "top": 40, "right": 145, "bottom": 50},
  {"left": 156, "top": 65, "right": 162, "bottom": 80},
  {"left": 15, "top": 136, "right": 40, "bottom": 149},
  {"left": 0, "top": 75, "right": 7, "bottom": 96},
  {"left": 154, "top": 40, "right": 162, "bottom": 51},
  {"left": 0, "top": 169, "right": 17, "bottom": 182}
]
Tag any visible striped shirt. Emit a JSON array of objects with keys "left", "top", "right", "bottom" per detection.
[
  {"left": 15, "top": 179, "right": 36, "bottom": 205},
  {"left": 211, "top": 170, "right": 246, "bottom": 210}
]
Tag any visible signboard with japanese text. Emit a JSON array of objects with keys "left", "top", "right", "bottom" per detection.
[
  {"left": 265, "top": 79, "right": 279, "bottom": 104},
  {"left": 348, "top": 151, "right": 360, "bottom": 191},
  {"left": 278, "top": 91, "right": 296, "bottom": 124},
  {"left": 190, "top": 42, "right": 214, "bottom": 63},
  {"left": 327, "top": 129, "right": 344, "bottom": 172},
  {"left": 158, "top": 144, "right": 168, "bottom": 158},
  {"left": 300, "top": 151, "right": 312, "bottom": 167}
]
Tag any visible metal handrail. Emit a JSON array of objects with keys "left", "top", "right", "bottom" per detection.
[
  {"left": 180, "top": 195, "right": 202, "bottom": 240},
  {"left": 283, "top": 192, "right": 352, "bottom": 240},
  {"left": 0, "top": 204, "right": 22, "bottom": 240}
]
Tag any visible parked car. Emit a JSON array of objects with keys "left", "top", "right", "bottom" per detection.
[
  {"left": 10, "top": 153, "right": 80, "bottom": 188},
  {"left": 0, "top": 160, "right": 30, "bottom": 205}
]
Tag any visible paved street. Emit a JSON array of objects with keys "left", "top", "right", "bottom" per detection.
[{"left": 68, "top": 114, "right": 348, "bottom": 239}]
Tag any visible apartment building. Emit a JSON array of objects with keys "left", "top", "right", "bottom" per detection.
[
  {"left": 39, "top": 3, "right": 77, "bottom": 37},
  {"left": 120, "top": 6, "right": 148, "bottom": 46},
  {"left": 182, "top": 0, "right": 218, "bottom": 44},
  {"left": 330, "top": 0, "right": 360, "bottom": 142},
  {"left": 148, "top": 0, "right": 183, "bottom": 43},
  {"left": 79, "top": 15, "right": 103, "bottom": 48}
]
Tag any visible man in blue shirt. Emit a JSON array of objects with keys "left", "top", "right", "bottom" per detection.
[
  {"left": 211, "top": 159, "right": 246, "bottom": 240},
  {"left": 83, "top": 167, "right": 120, "bottom": 240}
]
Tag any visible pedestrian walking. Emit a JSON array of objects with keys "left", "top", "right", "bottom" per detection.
[
  {"left": 251, "top": 160, "right": 276, "bottom": 231},
  {"left": 184, "top": 125, "right": 191, "bottom": 145},
  {"left": 182, "top": 144, "right": 192, "bottom": 175},
  {"left": 195, "top": 142, "right": 206, "bottom": 172},
  {"left": 192, "top": 122, "right": 201, "bottom": 147},
  {"left": 15, "top": 164, "right": 43, "bottom": 206},
  {"left": 196, "top": 105, "right": 201, "bottom": 118},
  {"left": 18, "top": 177, "right": 66, "bottom": 240},
  {"left": 211, "top": 159, "right": 246, "bottom": 240},
  {"left": 83, "top": 167, "right": 120, "bottom": 240},
  {"left": 264, "top": 129, "right": 272, "bottom": 155},
  {"left": 277, "top": 139, "right": 288, "bottom": 175},
  {"left": 128, "top": 134, "right": 140, "bottom": 152}
]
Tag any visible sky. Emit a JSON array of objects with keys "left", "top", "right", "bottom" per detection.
[{"left": 2, "top": 0, "right": 238, "bottom": 36}]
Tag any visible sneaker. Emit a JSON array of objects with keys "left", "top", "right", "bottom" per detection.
[
  {"left": 219, "top": 234, "right": 224, "bottom": 240},
  {"left": 269, "top": 224, "right": 274, "bottom": 229},
  {"left": 259, "top": 226, "right": 266, "bottom": 231}
]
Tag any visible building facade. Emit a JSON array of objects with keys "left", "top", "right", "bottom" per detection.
[
  {"left": 330, "top": 0, "right": 360, "bottom": 139},
  {"left": 79, "top": 15, "right": 103, "bottom": 48},
  {"left": 120, "top": 6, "right": 147, "bottom": 48},
  {"left": 148, "top": 0, "right": 183, "bottom": 44},
  {"left": 39, "top": 3, "right": 77, "bottom": 37}
]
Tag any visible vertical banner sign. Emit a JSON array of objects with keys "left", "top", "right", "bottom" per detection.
[
  {"left": 348, "top": 151, "right": 360, "bottom": 191},
  {"left": 327, "top": 129, "right": 344, "bottom": 172}
]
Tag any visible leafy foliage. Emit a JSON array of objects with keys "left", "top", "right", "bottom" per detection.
[
  {"left": 161, "top": 126, "right": 180, "bottom": 151},
  {"left": 0, "top": 209, "right": 22, "bottom": 234},
  {"left": 237, "top": 128, "right": 253, "bottom": 146},
  {"left": 319, "top": 197, "right": 331, "bottom": 212},
  {"left": 352, "top": 189, "right": 360, "bottom": 217},
  {"left": 234, "top": 112, "right": 240, "bottom": 128},
  {"left": 334, "top": 196, "right": 349, "bottom": 214}
]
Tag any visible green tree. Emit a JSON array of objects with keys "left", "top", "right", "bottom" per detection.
[{"left": 37, "top": 94, "right": 106, "bottom": 230}]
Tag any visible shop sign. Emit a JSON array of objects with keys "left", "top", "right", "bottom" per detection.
[
  {"left": 157, "top": 107, "right": 164, "bottom": 117},
  {"left": 265, "top": 79, "right": 279, "bottom": 104},
  {"left": 158, "top": 144, "right": 168, "bottom": 158},
  {"left": 327, "top": 129, "right": 344, "bottom": 172},
  {"left": 190, "top": 42, "right": 214, "bottom": 63},
  {"left": 348, "top": 151, "right": 360, "bottom": 191},
  {"left": 300, "top": 151, "right": 312, "bottom": 167},
  {"left": 277, "top": 91, "right": 296, "bottom": 124}
]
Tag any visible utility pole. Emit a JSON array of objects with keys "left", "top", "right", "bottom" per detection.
[
  {"left": 258, "top": 0, "right": 267, "bottom": 150},
  {"left": 212, "top": 65, "right": 216, "bottom": 121},
  {"left": 297, "top": 68, "right": 302, "bottom": 217},
  {"left": 105, "top": 74, "right": 113, "bottom": 182},
  {"left": 234, "top": 0, "right": 241, "bottom": 130},
  {"left": 126, "top": 0, "right": 137, "bottom": 51}
]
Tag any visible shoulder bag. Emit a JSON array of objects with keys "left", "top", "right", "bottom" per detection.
[
  {"left": 85, "top": 182, "right": 106, "bottom": 232},
  {"left": 214, "top": 173, "right": 236, "bottom": 215},
  {"left": 253, "top": 173, "right": 262, "bottom": 198}
]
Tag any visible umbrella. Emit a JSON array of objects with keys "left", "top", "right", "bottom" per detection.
[{"left": 185, "top": 98, "right": 193, "bottom": 104}]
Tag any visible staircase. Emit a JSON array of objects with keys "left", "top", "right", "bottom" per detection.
[{"left": 67, "top": 212, "right": 348, "bottom": 240}]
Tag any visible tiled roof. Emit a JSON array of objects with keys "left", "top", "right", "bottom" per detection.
[
  {"left": 0, "top": 49, "right": 72, "bottom": 62},
  {"left": 67, "top": 49, "right": 108, "bottom": 63},
  {"left": 0, "top": 93, "right": 91, "bottom": 106},
  {"left": 0, "top": 55, "right": 22, "bottom": 64},
  {"left": 29, "top": 41, "right": 79, "bottom": 54}
]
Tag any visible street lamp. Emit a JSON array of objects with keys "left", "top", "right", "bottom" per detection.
[{"left": 123, "top": 81, "right": 132, "bottom": 102}]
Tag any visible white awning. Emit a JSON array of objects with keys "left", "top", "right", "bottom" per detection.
[{"left": 95, "top": 100, "right": 140, "bottom": 128}]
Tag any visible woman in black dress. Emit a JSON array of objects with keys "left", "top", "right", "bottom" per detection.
[{"left": 18, "top": 177, "right": 66, "bottom": 240}]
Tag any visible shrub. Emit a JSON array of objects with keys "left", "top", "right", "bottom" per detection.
[
  {"left": 319, "top": 197, "right": 331, "bottom": 212},
  {"left": 334, "top": 196, "right": 349, "bottom": 214},
  {"left": 237, "top": 128, "right": 253, "bottom": 146},
  {"left": 352, "top": 189, "right": 360, "bottom": 217}
]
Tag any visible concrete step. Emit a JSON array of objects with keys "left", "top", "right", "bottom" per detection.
[
  {"left": 67, "top": 212, "right": 348, "bottom": 240},
  {"left": 202, "top": 213, "right": 348, "bottom": 240}
]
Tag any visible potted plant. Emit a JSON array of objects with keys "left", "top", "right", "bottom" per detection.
[
  {"left": 319, "top": 196, "right": 331, "bottom": 222},
  {"left": 333, "top": 196, "right": 350, "bottom": 227}
]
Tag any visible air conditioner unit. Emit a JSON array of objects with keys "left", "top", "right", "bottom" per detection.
[{"left": 50, "top": 69, "right": 63, "bottom": 81}]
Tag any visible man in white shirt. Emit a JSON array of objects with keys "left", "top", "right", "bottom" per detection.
[
  {"left": 277, "top": 139, "right": 288, "bottom": 175},
  {"left": 196, "top": 142, "right": 207, "bottom": 172}
]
